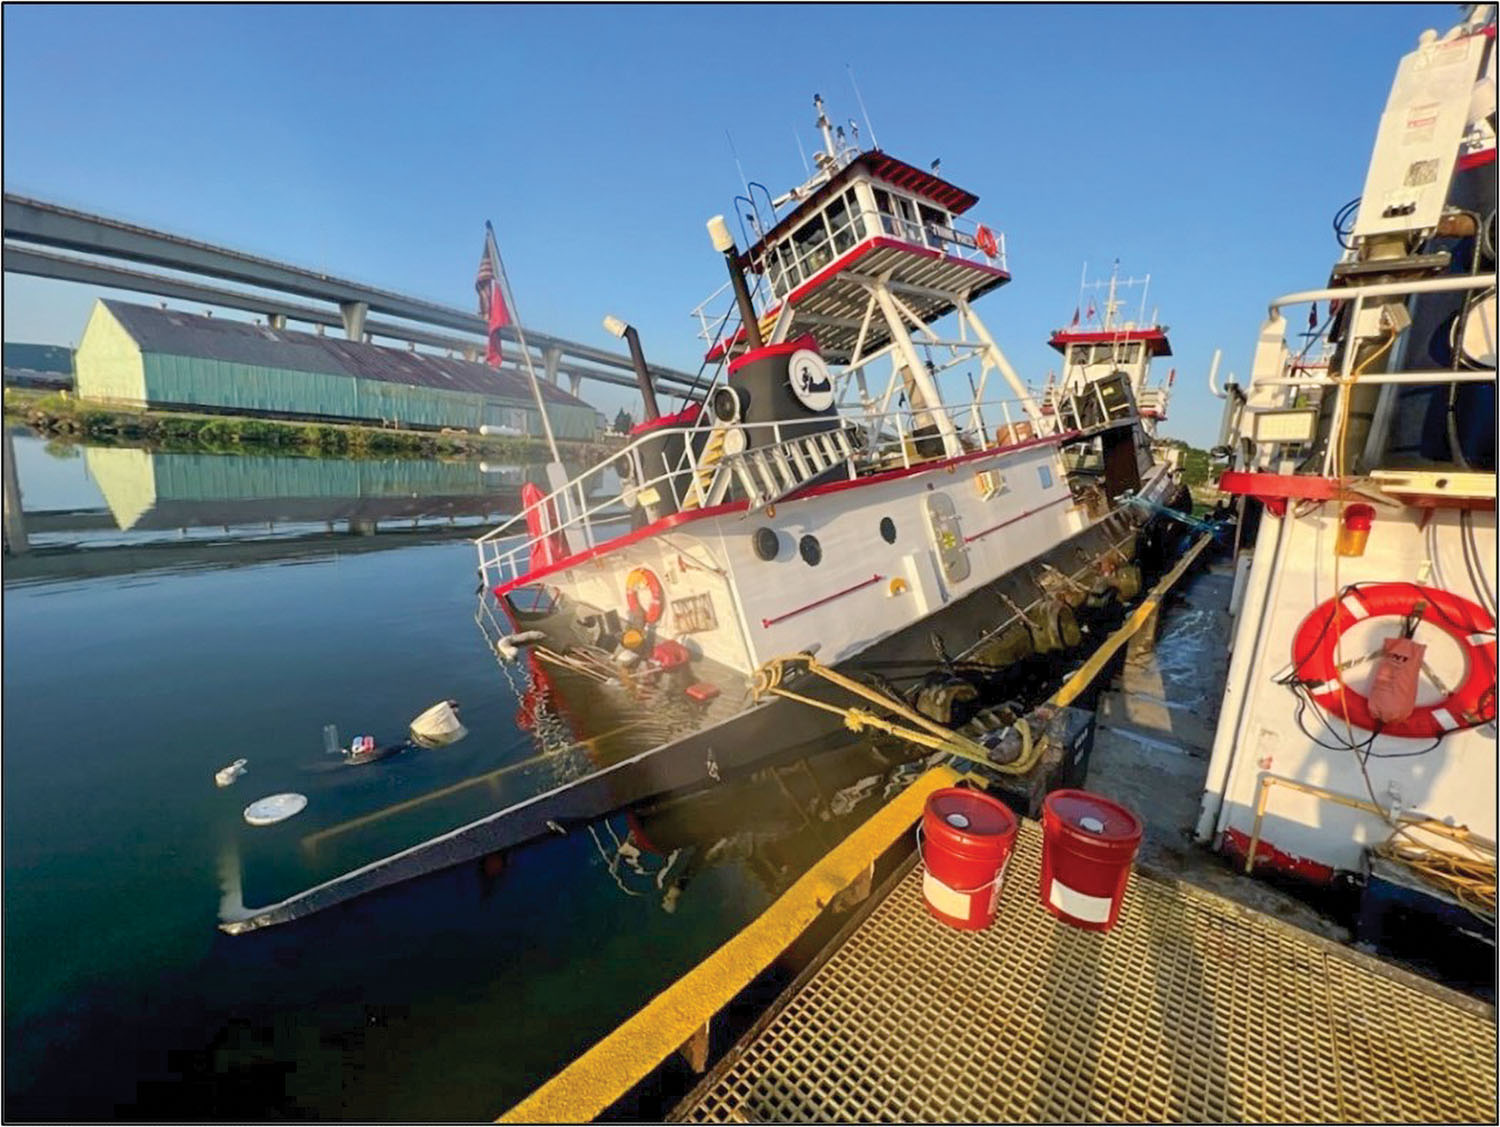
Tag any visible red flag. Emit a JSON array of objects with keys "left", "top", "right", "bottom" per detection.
[
  {"left": 1070, "top": 306, "right": 1080, "bottom": 327},
  {"left": 485, "top": 280, "right": 509, "bottom": 368},
  {"left": 475, "top": 246, "right": 495, "bottom": 315},
  {"left": 476, "top": 239, "right": 509, "bottom": 368},
  {"left": 1085, "top": 299, "right": 1097, "bottom": 322}
]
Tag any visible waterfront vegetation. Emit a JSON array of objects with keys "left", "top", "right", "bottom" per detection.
[{"left": 3, "top": 387, "right": 616, "bottom": 461}]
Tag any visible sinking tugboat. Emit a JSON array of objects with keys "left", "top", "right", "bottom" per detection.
[
  {"left": 475, "top": 96, "right": 1189, "bottom": 785},
  {"left": 222, "top": 97, "right": 1193, "bottom": 933}
]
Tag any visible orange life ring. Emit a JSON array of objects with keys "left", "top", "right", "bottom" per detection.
[
  {"left": 1291, "top": 583, "right": 1496, "bottom": 739},
  {"left": 975, "top": 224, "right": 999, "bottom": 259},
  {"left": 625, "top": 567, "right": 665, "bottom": 625}
]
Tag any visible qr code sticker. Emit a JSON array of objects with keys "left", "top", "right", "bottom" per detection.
[{"left": 1404, "top": 159, "right": 1439, "bottom": 186}]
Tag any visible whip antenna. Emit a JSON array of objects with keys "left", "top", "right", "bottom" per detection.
[{"left": 847, "top": 64, "right": 879, "bottom": 150}]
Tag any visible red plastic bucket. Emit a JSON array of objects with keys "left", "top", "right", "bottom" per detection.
[
  {"left": 1039, "top": 789, "right": 1143, "bottom": 933},
  {"left": 920, "top": 788, "right": 1019, "bottom": 931}
]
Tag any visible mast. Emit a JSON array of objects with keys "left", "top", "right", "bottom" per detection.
[{"left": 485, "top": 221, "right": 562, "bottom": 466}]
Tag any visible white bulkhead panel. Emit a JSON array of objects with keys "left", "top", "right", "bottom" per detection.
[
  {"left": 1205, "top": 506, "right": 1497, "bottom": 874},
  {"left": 717, "top": 442, "right": 1080, "bottom": 668}
]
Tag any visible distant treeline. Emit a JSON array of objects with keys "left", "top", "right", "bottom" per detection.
[{"left": 3, "top": 388, "right": 617, "bottom": 462}]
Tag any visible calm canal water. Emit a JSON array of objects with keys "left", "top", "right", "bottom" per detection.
[{"left": 3, "top": 430, "right": 907, "bottom": 1120}]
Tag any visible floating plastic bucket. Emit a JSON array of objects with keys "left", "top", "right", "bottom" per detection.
[
  {"left": 1039, "top": 789, "right": 1142, "bottom": 933},
  {"left": 920, "top": 788, "right": 1019, "bottom": 931}
]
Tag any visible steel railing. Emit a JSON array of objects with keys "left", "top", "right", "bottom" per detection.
[
  {"left": 691, "top": 211, "right": 1009, "bottom": 349},
  {"left": 475, "top": 393, "right": 1062, "bottom": 594},
  {"left": 1242, "top": 272, "right": 1496, "bottom": 474}
]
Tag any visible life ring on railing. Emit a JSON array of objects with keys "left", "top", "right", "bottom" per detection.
[
  {"left": 625, "top": 567, "right": 666, "bottom": 625},
  {"left": 975, "top": 225, "right": 999, "bottom": 259},
  {"left": 1291, "top": 583, "right": 1497, "bottom": 739}
]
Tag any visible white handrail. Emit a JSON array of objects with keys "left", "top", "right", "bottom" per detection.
[
  {"left": 475, "top": 392, "right": 1057, "bottom": 590},
  {"left": 691, "top": 211, "right": 1010, "bottom": 337},
  {"left": 1267, "top": 272, "right": 1491, "bottom": 318}
]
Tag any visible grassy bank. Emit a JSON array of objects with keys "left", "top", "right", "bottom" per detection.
[{"left": 3, "top": 387, "right": 619, "bottom": 462}]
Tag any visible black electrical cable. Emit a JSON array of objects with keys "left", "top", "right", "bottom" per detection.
[
  {"left": 1273, "top": 580, "right": 1496, "bottom": 757},
  {"left": 1332, "top": 196, "right": 1361, "bottom": 250}
]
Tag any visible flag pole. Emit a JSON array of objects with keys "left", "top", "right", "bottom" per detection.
[{"left": 485, "top": 221, "right": 563, "bottom": 466}]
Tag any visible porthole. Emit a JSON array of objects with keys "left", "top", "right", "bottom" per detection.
[
  {"left": 753, "top": 526, "right": 779, "bottom": 561},
  {"left": 879, "top": 516, "right": 897, "bottom": 544},
  {"left": 799, "top": 535, "right": 822, "bottom": 566}
]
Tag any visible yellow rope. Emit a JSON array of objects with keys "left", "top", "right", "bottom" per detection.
[
  {"left": 1331, "top": 326, "right": 1398, "bottom": 754},
  {"left": 1373, "top": 820, "right": 1497, "bottom": 919}
]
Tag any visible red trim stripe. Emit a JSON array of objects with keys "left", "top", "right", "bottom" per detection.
[
  {"left": 786, "top": 236, "right": 1010, "bottom": 308},
  {"left": 492, "top": 430, "right": 1075, "bottom": 597},
  {"left": 1456, "top": 147, "right": 1496, "bottom": 171},
  {"left": 706, "top": 237, "right": 1009, "bottom": 363},
  {"left": 963, "top": 494, "right": 1074, "bottom": 543},
  {"left": 761, "top": 574, "right": 884, "bottom": 629}
]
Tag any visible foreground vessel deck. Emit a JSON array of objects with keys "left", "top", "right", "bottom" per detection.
[{"left": 675, "top": 818, "right": 1496, "bottom": 1123}]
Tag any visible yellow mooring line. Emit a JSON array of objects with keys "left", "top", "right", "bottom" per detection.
[
  {"left": 1052, "top": 531, "right": 1213, "bottom": 709},
  {"left": 498, "top": 534, "right": 1215, "bottom": 1122}
]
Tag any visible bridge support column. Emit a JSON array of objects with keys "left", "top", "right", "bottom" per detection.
[
  {"left": 349, "top": 518, "right": 378, "bottom": 536},
  {"left": 268, "top": 313, "right": 287, "bottom": 331},
  {"left": 2, "top": 427, "right": 28, "bottom": 555},
  {"left": 544, "top": 347, "right": 562, "bottom": 385},
  {"left": 568, "top": 374, "right": 583, "bottom": 398},
  {"left": 340, "top": 301, "right": 368, "bottom": 340}
]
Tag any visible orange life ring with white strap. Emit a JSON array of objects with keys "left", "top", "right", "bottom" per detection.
[
  {"left": 975, "top": 224, "right": 999, "bottom": 259},
  {"left": 1290, "top": 583, "right": 1496, "bottom": 739},
  {"left": 625, "top": 567, "right": 665, "bottom": 625}
]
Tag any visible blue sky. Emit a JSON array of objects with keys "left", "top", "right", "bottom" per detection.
[{"left": 2, "top": 3, "right": 1450, "bottom": 446}]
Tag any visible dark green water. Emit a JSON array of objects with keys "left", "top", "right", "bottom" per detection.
[{"left": 4, "top": 433, "right": 882, "bottom": 1119}]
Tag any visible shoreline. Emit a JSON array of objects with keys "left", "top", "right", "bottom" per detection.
[{"left": 2, "top": 387, "right": 621, "bottom": 462}]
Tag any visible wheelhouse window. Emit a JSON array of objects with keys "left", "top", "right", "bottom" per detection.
[
  {"left": 918, "top": 203, "right": 951, "bottom": 250},
  {"left": 791, "top": 215, "right": 832, "bottom": 277},
  {"left": 827, "top": 188, "right": 865, "bottom": 253}
]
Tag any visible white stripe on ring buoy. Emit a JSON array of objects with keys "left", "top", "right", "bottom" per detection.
[
  {"left": 1339, "top": 593, "right": 1370, "bottom": 620},
  {"left": 1431, "top": 708, "right": 1460, "bottom": 731}
]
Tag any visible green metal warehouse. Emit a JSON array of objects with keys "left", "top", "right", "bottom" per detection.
[{"left": 73, "top": 299, "right": 600, "bottom": 439}]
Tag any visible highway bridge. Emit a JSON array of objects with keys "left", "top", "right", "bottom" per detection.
[{"left": 2, "top": 193, "right": 703, "bottom": 398}]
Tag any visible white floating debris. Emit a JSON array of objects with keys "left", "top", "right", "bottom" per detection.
[
  {"left": 496, "top": 630, "right": 547, "bottom": 662},
  {"left": 214, "top": 758, "right": 249, "bottom": 788},
  {"left": 244, "top": 793, "right": 308, "bottom": 826},
  {"left": 409, "top": 699, "right": 468, "bottom": 747}
]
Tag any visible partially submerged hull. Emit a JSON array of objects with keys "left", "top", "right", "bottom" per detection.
[{"left": 220, "top": 475, "right": 1169, "bottom": 933}]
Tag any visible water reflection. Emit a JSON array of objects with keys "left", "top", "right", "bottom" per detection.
[
  {"left": 83, "top": 445, "right": 533, "bottom": 531},
  {"left": 2, "top": 426, "right": 950, "bottom": 1120},
  {"left": 2, "top": 430, "right": 613, "bottom": 585}
]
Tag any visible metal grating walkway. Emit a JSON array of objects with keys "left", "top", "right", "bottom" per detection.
[{"left": 677, "top": 820, "right": 1496, "bottom": 1123}]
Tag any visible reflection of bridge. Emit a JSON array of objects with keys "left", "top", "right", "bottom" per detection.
[
  {"left": 81, "top": 446, "right": 537, "bottom": 532},
  {"left": 3, "top": 193, "right": 702, "bottom": 399},
  {"left": 2, "top": 443, "right": 551, "bottom": 582}
]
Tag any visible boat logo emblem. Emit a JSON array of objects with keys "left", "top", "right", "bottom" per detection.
[{"left": 787, "top": 348, "right": 834, "bottom": 412}]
